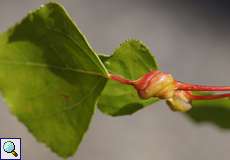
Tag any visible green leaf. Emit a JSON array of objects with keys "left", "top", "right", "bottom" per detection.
[
  {"left": 0, "top": 2, "right": 108, "bottom": 157},
  {"left": 98, "top": 40, "right": 158, "bottom": 116},
  {"left": 186, "top": 99, "right": 230, "bottom": 129}
]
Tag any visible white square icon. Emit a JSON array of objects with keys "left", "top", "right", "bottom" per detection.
[{"left": 0, "top": 138, "right": 21, "bottom": 160}]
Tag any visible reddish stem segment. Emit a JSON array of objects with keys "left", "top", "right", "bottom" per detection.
[
  {"left": 108, "top": 74, "right": 135, "bottom": 85},
  {"left": 176, "top": 81, "right": 230, "bottom": 91},
  {"left": 186, "top": 92, "right": 230, "bottom": 100},
  {"left": 108, "top": 71, "right": 160, "bottom": 90}
]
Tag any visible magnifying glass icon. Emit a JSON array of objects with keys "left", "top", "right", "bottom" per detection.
[{"left": 3, "top": 141, "right": 18, "bottom": 157}]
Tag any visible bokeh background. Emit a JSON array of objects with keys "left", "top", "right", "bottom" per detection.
[{"left": 0, "top": 0, "right": 230, "bottom": 159}]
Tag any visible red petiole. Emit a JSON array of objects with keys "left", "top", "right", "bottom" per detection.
[
  {"left": 108, "top": 71, "right": 230, "bottom": 101},
  {"left": 186, "top": 92, "right": 230, "bottom": 100},
  {"left": 176, "top": 81, "right": 230, "bottom": 91},
  {"left": 108, "top": 74, "right": 135, "bottom": 86}
]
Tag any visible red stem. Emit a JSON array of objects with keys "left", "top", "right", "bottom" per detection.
[
  {"left": 186, "top": 91, "right": 230, "bottom": 100},
  {"left": 176, "top": 81, "right": 230, "bottom": 91},
  {"left": 108, "top": 74, "right": 135, "bottom": 85}
]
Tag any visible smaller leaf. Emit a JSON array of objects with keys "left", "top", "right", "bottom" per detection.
[{"left": 98, "top": 40, "right": 159, "bottom": 116}]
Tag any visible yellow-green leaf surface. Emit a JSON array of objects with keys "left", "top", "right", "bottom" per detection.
[
  {"left": 0, "top": 3, "right": 107, "bottom": 157},
  {"left": 187, "top": 99, "right": 230, "bottom": 129},
  {"left": 98, "top": 40, "right": 158, "bottom": 116}
]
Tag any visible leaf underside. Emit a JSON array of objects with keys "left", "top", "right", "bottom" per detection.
[
  {"left": 0, "top": 3, "right": 107, "bottom": 157},
  {"left": 98, "top": 40, "right": 159, "bottom": 116}
]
